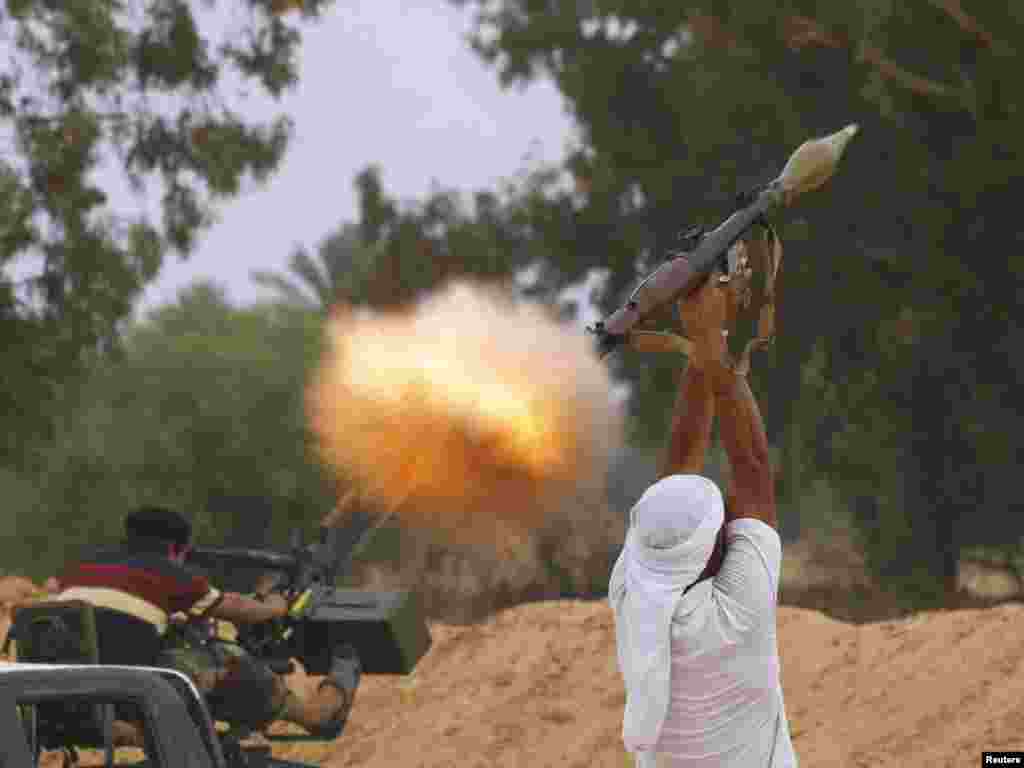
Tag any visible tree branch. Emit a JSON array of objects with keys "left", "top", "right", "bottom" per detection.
[
  {"left": 18, "top": 111, "right": 134, "bottom": 124},
  {"left": 687, "top": 14, "right": 738, "bottom": 50},
  {"left": 856, "top": 41, "right": 952, "bottom": 98},
  {"left": 784, "top": 15, "right": 956, "bottom": 100},
  {"left": 925, "top": 0, "right": 994, "bottom": 49}
]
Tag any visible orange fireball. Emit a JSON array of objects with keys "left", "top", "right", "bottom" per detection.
[{"left": 307, "top": 280, "right": 623, "bottom": 546}]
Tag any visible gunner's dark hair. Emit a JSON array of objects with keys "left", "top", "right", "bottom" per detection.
[{"left": 124, "top": 506, "right": 192, "bottom": 548}]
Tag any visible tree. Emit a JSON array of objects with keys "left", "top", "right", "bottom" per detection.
[
  {"left": 251, "top": 222, "right": 381, "bottom": 309},
  {"left": 257, "top": 164, "right": 571, "bottom": 312},
  {"left": 448, "top": 0, "right": 1024, "bottom": 603},
  {"left": 765, "top": 2, "right": 1023, "bottom": 600},
  {"left": 2, "top": 281, "right": 335, "bottom": 579},
  {"left": 0, "top": 0, "right": 334, "bottom": 463}
]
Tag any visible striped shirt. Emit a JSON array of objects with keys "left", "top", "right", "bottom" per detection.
[{"left": 57, "top": 546, "right": 223, "bottom": 636}]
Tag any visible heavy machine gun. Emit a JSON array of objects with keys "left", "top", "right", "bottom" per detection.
[
  {"left": 187, "top": 506, "right": 431, "bottom": 678},
  {"left": 6, "top": 505, "right": 431, "bottom": 765}
]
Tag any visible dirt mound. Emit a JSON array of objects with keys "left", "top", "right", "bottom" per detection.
[
  {"left": 7, "top": 580, "right": 1024, "bottom": 766},
  {"left": 265, "top": 599, "right": 1024, "bottom": 768}
]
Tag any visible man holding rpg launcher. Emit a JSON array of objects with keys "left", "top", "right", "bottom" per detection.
[{"left": 609, "top": 268, "right": 797, "bottom": 768}]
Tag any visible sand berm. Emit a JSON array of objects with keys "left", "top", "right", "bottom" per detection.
[{"left": 257, "top": 598, "right": 1024, "bottom": 768}]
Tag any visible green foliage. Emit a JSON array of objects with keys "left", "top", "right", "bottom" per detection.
[
  {"left": 449, "top": 1, "right": 1024, "bottom": 605},
  {"left": 1, "top": 282, "right": 336, "bottom": 578},
  {"left": 252, "top": 164, "right": 570, "bottom": 311},
  {"left": 252, "top": 222, "right": 382, "bottom": 309},
  {"left": 0, "top": 0, "right": 333, "bottom": 462}
]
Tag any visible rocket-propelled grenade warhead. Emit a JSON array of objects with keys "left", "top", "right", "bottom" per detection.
[{"left": 777, "top": 123, "right": 859, "bottom": 202}]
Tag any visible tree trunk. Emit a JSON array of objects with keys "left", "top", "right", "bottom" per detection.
[{"left": 936, "top": 510, "right": 959, "bottom": 598}]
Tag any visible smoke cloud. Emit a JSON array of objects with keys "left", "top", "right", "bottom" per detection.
[{"left": 307, "top": 280, "right": 624, "bottom": 548}]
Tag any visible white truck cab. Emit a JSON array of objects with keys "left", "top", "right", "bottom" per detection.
[{"left": 0, "top": 663, "right": 223, "bottom": 768}]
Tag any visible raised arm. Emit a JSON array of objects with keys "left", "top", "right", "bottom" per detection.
[
  {"left": 709, "top": 371, "right": 776, "bottom": 528},
  {"left": 660, "top": 363, "right": 715, "bottom": 478},
  {"left": 680, "top": 270, "right": 776, "bottom": 528}
]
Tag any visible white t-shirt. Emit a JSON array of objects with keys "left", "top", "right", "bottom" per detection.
[{"left": 654, "top": 518, "right": 798, "bottom": 768}]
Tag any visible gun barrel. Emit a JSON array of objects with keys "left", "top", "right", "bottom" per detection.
[{"left": 189, "top": 546, "right": 299, "bottom": 572}]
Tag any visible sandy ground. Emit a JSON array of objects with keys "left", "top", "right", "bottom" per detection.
[
  {"left": 5, "top": 548, "right": 1024, "bottom": 768},
  {"left": 258, "top": 598, "right": 1024, "bottom": 768}
]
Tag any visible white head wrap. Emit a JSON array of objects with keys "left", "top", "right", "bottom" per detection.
[{"left": 608, "top": 474, "right": 725, "bottom": 762}]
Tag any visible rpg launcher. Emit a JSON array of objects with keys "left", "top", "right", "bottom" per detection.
[
  {"left": 188, "top": 508, "right": 432, "bottom": 677},
  {"left": 588, "top": 124, "right": 859, "bottom": 362}
]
